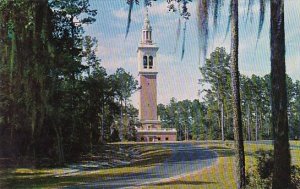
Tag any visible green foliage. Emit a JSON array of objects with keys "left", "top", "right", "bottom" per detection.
[
  {"left": 158, "top": 98, "right": 206, "bottom": 140},
  {"left": 0, "top": 0, "right": 138, "bottom": 166},
  {"left": 246, "top": 150, "right": 300, "bottom": 189},
  {"left": 246, "top": 150, "right": 273, "bottom": 188},
  {"left": 158, "top": 47, "right": 300, "bottom": 142},
  {"left": 291, "top": 165, "right": 300, "bottom": 189}
]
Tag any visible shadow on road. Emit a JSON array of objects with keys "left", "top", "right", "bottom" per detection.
[{"left": 148, "top": 180, "right": 217, "bottom": 186}]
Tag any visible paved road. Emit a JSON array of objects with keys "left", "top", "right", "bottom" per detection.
[{"left": 68, "top": 143, "right": 217, "bottom": 189}]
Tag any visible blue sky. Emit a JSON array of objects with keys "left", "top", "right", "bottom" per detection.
[{"left": 85, "top": 0, "right": 300, "bottom": 107}]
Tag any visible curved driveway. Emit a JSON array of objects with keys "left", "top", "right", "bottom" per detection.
[{"left": 69, "top": 143, "right": 217, "bottom": 189}]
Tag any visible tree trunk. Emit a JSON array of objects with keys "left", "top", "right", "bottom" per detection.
[
  {"left": 230, "top": 0, "right": 246, "bottom": 188},
  {"left": 119, "top": 99, "right": 123, "bottom": 140},
  {"left": 221, "top": 102, "right": 225, "bottom": 141},
  {"left": 247, "top": 103, "right": 251, "bottom": 141},
  {"left": 216, "top": 80, "right": 222, "bottom": 137},
  {"left": 89, "top": 123, "right": 92, "bottom": 153},
  {"left": 270, "top": 0, "right": 291, "bottom": 188},
  {"left": 260, "top": 109, "right": 263, "bottom": 131},
  {"left": 288, "top": 105, "right": 292, "bottom": 138},
  {"left": 100, "top": 99, "right": 105, "bottom": 143},
  {"left": 255, "top": 104, "right": 258, "bottom": 141},
  {"left": 54, "top": 125, "right": 65, "bottom": 165}
]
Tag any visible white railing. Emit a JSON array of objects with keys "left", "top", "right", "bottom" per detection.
[{"left": 136, "top": 128, "right": 176, "bottom": 132}]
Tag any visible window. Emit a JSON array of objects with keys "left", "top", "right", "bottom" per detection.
[
  {"left": 165, "top": 137, "right": 169, "bottom": 141},
  {"left": 158, "top": 137, "right": 161, "bottom": 141},
  {"left": 149, "top": 56, "right": 153, "bottom": 69},
  {"left": 141, "top": 137, "right": 144, "bottom": 141},
  {"left": 143, "top": 56, "right": 147, "bottom": 68}
]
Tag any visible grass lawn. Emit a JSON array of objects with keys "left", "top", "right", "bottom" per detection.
[
  {"left": 290, "top": 140, "right": 300, "bottom": 146},
  {"left": 0, "top": 144, "right": 172, "bottom": 188},
  {"left": 143, "top": 141, "right": 300, "bottom": 189}
]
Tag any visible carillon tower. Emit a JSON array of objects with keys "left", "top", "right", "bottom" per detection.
[
  {"left": 137, "top": 10, "right": 160, "bottom": 128},
  {"left": 136, "top": 10, "right": 177, "bottom": 142}
]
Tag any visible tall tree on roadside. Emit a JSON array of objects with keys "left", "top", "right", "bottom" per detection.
[
  {"left": 50, "top": 0, "right": 97, "bottom": 149},
  {"left": 270, "top": 0, "right": 291, "bottom": 188},
  {"left": 230, "top": 1, "right": 246, "bottom": 187},
  {"left": 200, "top": 47, "right": 231, "bottom": 141}
]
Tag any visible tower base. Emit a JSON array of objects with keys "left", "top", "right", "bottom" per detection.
[{"left": 136, "top": 120, "right": 177, "bottom": 142}]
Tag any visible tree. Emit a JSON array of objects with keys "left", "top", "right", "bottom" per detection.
[
  {"left": 200, "top": 47, "right": 231, "bottom": 141},
  {"left": 0, "top": 0, "right": 57, "bottom": 161},
  {"left": 230, "top": 1, "right": 246, "bottom": 187},
  {"left": 270, "top": 0, "right": 291, "bottom": 188},
  {"left": 110, "top": 68, "right": 138, "bottom": 140}
]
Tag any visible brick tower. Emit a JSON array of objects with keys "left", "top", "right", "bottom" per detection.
[{"left": 136, "top": 10, "right": 177, "bottom": 142}]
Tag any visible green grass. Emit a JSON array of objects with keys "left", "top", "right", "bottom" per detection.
[
  {"left": 0, "top": 144, "right": 172, "bottom": 189},
  {"left": 290, "top": 140, "right": 300, "bottom": 146},
  {"left": 143, "top": 142, "right": 300, "bottom": 189}
]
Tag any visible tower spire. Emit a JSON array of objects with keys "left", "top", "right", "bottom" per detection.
[
  {"left": 145, "top": 6, "right": 149, "bottom": 18},
  {"left": 141, "top": 8, "right": 152, "bottom": 44}
]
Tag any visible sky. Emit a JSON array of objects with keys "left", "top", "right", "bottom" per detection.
[{"left": 85, "top": 0, "right": 300, "bottom": 108}]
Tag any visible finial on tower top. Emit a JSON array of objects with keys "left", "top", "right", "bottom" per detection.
[
  {"left": 146, "top": 6, "right": 149, "bottom": 18},
  {"left": 143, "top": 7, "right": 151, "bottom": 31}
]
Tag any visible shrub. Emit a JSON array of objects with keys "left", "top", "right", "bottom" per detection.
[
  {"left": 246, "top": 150, "right": 273, "bottom": 189},
  {"left": 246, "top": 149, "right": 300, "bottom": 189},
  {"left": 291, "top": 165, "right": 300, "bottom": 189},
  {"left": 110, "top": 128, "right": 121, "bottom": 142}
]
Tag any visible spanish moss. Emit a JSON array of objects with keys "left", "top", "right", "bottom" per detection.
[
  {"left": 181, "top": 20, "right": 187, "bottom": 61},
  {"left": 246, "top": 0, "right": 254, "bottom": 23},
  {"left": 197, "top": 0, "right": 209, "bottom": 64},
  {"left": 125, "top": 0, "right": 134, "bottom": 39},
  {"left": 174, "top": 17, "right": 181, "bottom": 53},
  {"left": 212, "top": 0, "right": 223, "bottom": 34},
  {"left": 223, "top": 0, "right": 232, "bottom": 43},
  {"left": 256, "top": 0, "right": 266, "bottom": 46}
]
